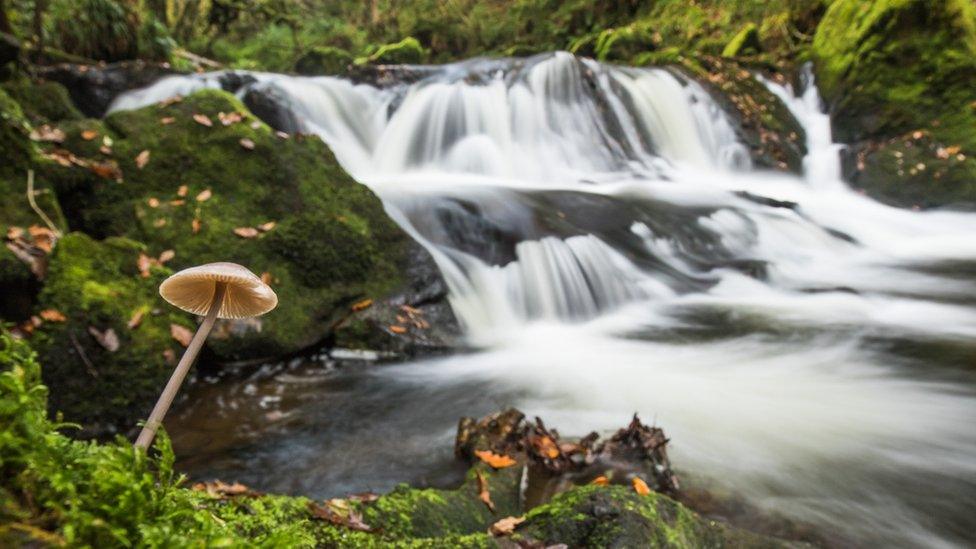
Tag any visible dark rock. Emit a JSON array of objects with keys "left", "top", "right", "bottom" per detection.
[
  {"left": 37, "top": 60, "right": 178, "bottom": 117},
  {"left": 242, "top": 82, "right": 302, "bottom": 134},
  {"left": 217, "top": 71, "right": 257, "bottom": 93}
]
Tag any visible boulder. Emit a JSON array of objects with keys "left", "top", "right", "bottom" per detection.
[{"left": 37, "top": 60, "right": 177, "bottom": 117}]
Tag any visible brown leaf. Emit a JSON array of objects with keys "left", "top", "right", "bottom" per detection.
[
  {"left": 171, "top": 323, "right": 194, "bottom": 347},
  {"left": 260, "top": 271, "right": 273, "bottom": 285},
  {"left": 219, "top": 111, "right": 243, "bottom": 126},
  {"left": 39, "top": 309, "right": 67, "bottom": 322},
  {"left": 389, "top": 325, "right": 407, "bottom": 334},
  {"left": 158, "top": 249, "right": 175, "bottom": 263},
  {"left": 475, "top": 450, "right": 518, "bottom": 469},
  {"left": 170, "top": 199, "right": 185, "bottom": 206},
  {"left": 534, "top": 435, "right": 560, "bottom": 459},
  {"left": 239, "top": 138, "right": 255, "bottom": 150},
  {"left": 400, "top": 304, "right": 421, "bottom": 315},
  {"left": 89, "top": 161, "right": 123, "bottom": 181},
  {"left": 28, "top": 225, "right": 55, "bottom": 253},
  {"left": 162, "top": 348, "right": 176, "bottom": 364},
  {"left": 192, "top": 113, "right": 213, "bottom": 127},
  {"left": 148, "top": 197, "right": 160, "bottom": 208},
  {"left": 177, "top": 184, "right": 188, "bottom": 197},
  {"left": 257, "top": 221, "right": 276, "bottom": 232},
  {"left": 135, "top": 150, "right": 150, "bottom": 169},
  {"left": 192, "top": 480, "right": 251, "bottom": 499},
  {"left": 308, "top": 501, "right": 372, "bottom": 532},
  {"left": 88, "top": 326, "right": 120, "bottom": 352},
  {"left": 489, "top": 516, "right": 525, "bottom": 536},
  {"left": 137, "top": 253, "right": 152, "bottom": 277},
  {"left": 476, "top": 471, "right": 495, "bottom": 512},
  {"left": 160, "top": 117, "right": 176, "bottom": 125},
  {"left": 196, "top": 189, "right": 212, "bottom": 202},
  {"left": 30, "top": 125, "right": 65, "bottom": 143},
  {"left": 127, "top": 309, "right": 144, "bottom": 330},
  {"left": 155, "top": 218, "right": 168, "bottom": 227},
  {"left": 632, "top": 476, "right": 651, "bottom": 496},
  {"left": 590, "top": 476, "right": 609, "bottom": 486},
  {"left": 192, "top": 218, "right": 202, "bottom": 234},
  {"left": 275, "top": 130, "right": 289, "bottom": 139},
  {"left": 6, "top": 226, "right": 24, "bottom": 240},
  {"left": 233, "top": 227, "right": 259, "bottom": 238},
  {"left": 81, "top": 129, "right": 98, "bottom": 141},
  {"left": 158, "top": 95, "right": 183, "bottom": 107},
  {"left": 351, "top": 299, "right": 373, "bottom": 311}
]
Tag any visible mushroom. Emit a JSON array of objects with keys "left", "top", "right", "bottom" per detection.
[{"left": 134, "top": 262, "right": 277, "bottom": 450}]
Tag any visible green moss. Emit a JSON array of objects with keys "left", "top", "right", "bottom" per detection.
[
  {"left": 294, "top": 46, "right": 354, "bottom": 75},
  {"left": 46, "top": 89, "right": 411, "bottom": 361},
  {"left": 812, "top": 0, "right": 976, "bottom": 205},
  {"left": 360, "top": 37, "right": 428, "bottom": 65},
  {"left": 593, "top": 23, "right": 659, "bottom": 62},
  {"left": 0, "top": 79, "right": 83, "bottom": 124},
  {"left": 722, "top": 23, "right": 761, "bottom": 57},
  {"left": 0, "top": 88, "right": 34, "bottom": 173}
]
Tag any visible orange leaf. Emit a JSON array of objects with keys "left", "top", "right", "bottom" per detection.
[
  {"left": 389, "top": 325, "right": 407, "bottom": 334},
  {"left": 590, "top": 476, "right": 609, "bottom": 486},
  {"left": 239, "top": 138, "right": 255, "bottom": 150},
  {"left": 170, "top": 324, "right": 193, "bottom": 347},
  {"left": 534, "top": 436, "right": 560, "bottom": 459},
  {"left": 489, "top": 516, "right": 525, "bottom": 536},
  {"left": 233, "top": 227, "right": 259, "bottom": 238},
  {"left": 219, "top": 111, "right": 243, "bottom": 126},
  {"left": 257, "top": 221, "right": 276, "bottom": 232},
  {"left": 196, "top": 189, "right": 212, "bottom": 202},
  {"left": 476, "top": 471, "right": 495, "bottom": 512},
  {"left": 170, "top": 199, "right": 185, "bottom": 206},
  {"left": 160, "top": 117, "right": 175, "bottom": 125},
  {"left": 81, "top": 129, "right": 98, "bottom": 141},
  {"left": 351, "top": 299, "right": 373, "bottom": 311},
  {"left": 191, "top": 218, "right": 201, "bottom": 234},
  {"left": 89, "top": 161, "right": 122, "bottom": 181},
  {"left": 158, "top": 249, "right": 175, "bottom": 263},
  {"left": 6, "top": 226, "right": 24, "bottom": 239},
  {"left": 632, "top": 477, "right": 651, "bottom": 496},
  {"left": 192, "top": 113, "right": 213, "bottom": 127},
  {"left": 148, "top": 197, "right": 160, "bottom": 208},
  {"left": 475, "top": 450, "right": 518, "bottom": 469},
  {"left": 127, "top": 309, "right": 144, "bottom": 330},
  {"left": 39, "top": 309, "right": 67, "bottom": 322},
  {"left": 261, "top": 271, "right": 273, "bottom": 285},
  {"left": 137, "top": 253, "right": 152, "bottom": 277},
  {"left": 153, "top": 218, "right": 167, "bottom": 228},
  {"left": 135, "top": 149, "right": 150, "bottom": 169},
  {"left": 177, "top": 184, "right": 188, "bottom": 197}
]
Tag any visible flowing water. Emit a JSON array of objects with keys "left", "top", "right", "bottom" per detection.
[{"left": 113, "top": 53, "right": 976, "bottom": 547}]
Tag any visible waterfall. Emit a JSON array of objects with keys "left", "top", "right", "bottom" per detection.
[{"left": 113, "top": 53, "right": 976, "bottom": 547}]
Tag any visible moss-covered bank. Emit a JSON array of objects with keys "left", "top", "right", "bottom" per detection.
[
  {"left": 812, "top": 0, "right": 976, "bottom": 207},
  {"left": 0, "top": 333, "right": 787, "bottom": 547}
]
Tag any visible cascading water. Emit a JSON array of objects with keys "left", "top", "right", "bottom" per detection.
[{"left": 113, "top": 54, "right": 976, "bottom": 547}]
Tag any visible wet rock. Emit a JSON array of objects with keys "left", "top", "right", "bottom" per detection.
[
  {"left": 36, "top": 60, "right": 178, "bottom": 117},
  {"left": 242, "top": 82, "right": 302, "bottom": 134}
]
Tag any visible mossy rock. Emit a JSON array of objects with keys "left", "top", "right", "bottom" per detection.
[
  {"left": 593, "top": 23, "right": 661, "bottom": 62},
  {"left": 45, "top": 89, "right": 413, "bottom": 361},
  {"left": 722, "top": 23, "right": 761, "bottom": 58},
  {"left": 812, "top": 0, "right": 976, "bottom": 205},
  {"left": 0, "top": 78, "right": 83, "bottom": 124},
  {"left": 362, "top": 37, "right": 427, "bottom": 65},
  {"left": 513, "top": 484, "right": 787, "bottom": 548},
  {"left": 294, "top": 46, "right": 354, "bottom": 76},
  {"left": 0, "top": 87, "right": 34, "bottom": 173},
  {"left": 29, "top": 232, "right": 191, "bottom": 438}
]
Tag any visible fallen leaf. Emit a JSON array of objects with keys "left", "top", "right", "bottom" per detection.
[
  {"left": 250, "top": 121, "right": 261, "bottom": 130},
  {"left": 177, "top": 184, "right": 188, "bottom": 197},
  {"left": 153, "top": 218, "right": 167, "bottom": 228},
  {"left": 127, "top": 309, "right": 144, "bottom": 330},
  {"left": 102, "top": 135, "right": 113, "bottom": 147},
  {"left": 475, "top": 450, "right": 518, "bottom": 469},
  {"left": 261, "top": 271, "right": 273, "bottom": 285},
  {"left": 476, "top": 471, "right": 495, "bottom": 512},
  {"left": 148, "top": 197, "right": 160, "bottom": 208},
  {"left": 162, "top": 348, "right": 176, "bottom": 364},
  {"left": 239, "top": 138, "right": 255, "bottom": 150},
  {"left": 632, "top": 476, "right": 651, "bottom": 496},
  {"left": 192, "top": 480, "right": 250, "bottom": 498},
  {"left": 257, "top": 221, "right": 276, "bottom": 232},
  {"left": 88, "top": 326, "right": 120, "bottom": 352},
  {"left": 170, "top": 199, "right": 185, "bottom": 206},
  {"left": 590, "top": 476, "right": 609, "bottom": 486},
  {"left": 158, "top": 249, "right": 175, "bottom": 263},
  {"left": 400, "top": 304, "right": 421, "bottom": 315},
  {"left": 135, "top": 150, "right": 150, "bottom": 169},
  {"left": 219, "top": 111, "right": 243, "bottom": 126},
  {"left": 81, "top": 129, "right": 98, "bottom": 141},
  {"left": 347, "top": 493, "right": 380, "bottom": 503},
  {"left": 489, "top": 516, "right": 525, "bottom": 536},
  {"left": 192, "top": 218, "right": 202, "bottom": 234},
  {"left": 39, "top": 309, "right": 67, "bottom": 322},
  {"left": 171, "top": 323, "right": 193, "bottom": 346},
  {"left": 6, "top": 226, "right": 24, "bottom": 239},
  {"left": 89, "top": 161, "right": 123, "bottom": 181},
  {"left": 196, "top": 189, "right": 212, "bottom": 202},
  {"left": 137, "top": 253, "right": 152, "bottom": 277},
  {"left": 534, "top": 435, "right": 560, "bottom": 459},
  {"left": 160, "top": 116, "right": 176, "bottom": 125},
  {"left": 351, "top": 298, "right": 373, "bottom": 311},
  {"left": 308, "top": 501, "right": 372, "bottom": 531},
  {"left": 30, "top": 125, "right": 65, "bottom": 143},
  {"left": 159, "top": 95, "right": 183, "bottom": 107},
  {"left": 396, "top": 314, "right": 407, "bottom": 323},
  {"left": 275, "top": 130, "right": 289, "bottom": 139},
  {"left": 99, "top": 145, "right": 113, "bottom": 155},
  {"left": 389, "top": 325, "right": 407, "bottom": 334},
  {"left": 28, "top": 225, "right": 55, "bottom": 253},
  {"left": 233, "top": 227, "right": 259, "bottom": 238},
  {"left": 193, "top": 113, "right": 213, "bottom": 127}
]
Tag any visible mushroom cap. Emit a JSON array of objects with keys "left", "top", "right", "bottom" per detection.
[{"left": 159, "top": 262, "right": 277, "bottom": 319}]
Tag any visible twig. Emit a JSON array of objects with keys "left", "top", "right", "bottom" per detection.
[
  {"left": 68, "top": 331, "right": 98, "bottom": 378},
  {"left": 26, "top": 170, "right": 62, "bottom": 237},
  {"left": 173, "top": 48, "right": 222, "bottom": 69}
]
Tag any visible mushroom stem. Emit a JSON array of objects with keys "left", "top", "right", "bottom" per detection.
[{"left": 135, "top": 282, "right": 227, "bottom": 450}]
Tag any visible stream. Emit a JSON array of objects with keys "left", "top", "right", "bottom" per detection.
[{"left": 113, "top": 53, "right": 976, "bottom": 547}]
